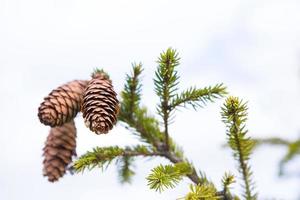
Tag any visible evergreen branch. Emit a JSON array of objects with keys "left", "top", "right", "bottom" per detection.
[
  {"left": 252, "top": 137, "right": 300, "bottom": 175},
  {"left": 147, "top": 162, "right": 192, "bottom": 192},
  {"left": 252, "top": 137, "right": 290, "bottom": 147},
  {"left": 198, "top": 171, "right": 212, "bottom": 185},
  {"left": 184, "top": 183, "right": 219, "bottom": 200},
  {"left": 222, "top": 172, "right": 236, "bottom": 199},
  {"left": 221, "top": 97, "right": 257, "bottom": 200},
  {"left": 162, "top": 151, "right": 203, "bottom": 185},
  {"left": 129, "top": 106, "right": 165, "bottom": 148},
  {"left": 116, "top": 50, "right": 233, "bottom": 199},
  {"left": 118, "top": 63, "right": 165, "bottom": 148},
  {"left": 117, "top": 154, "right": 135, "bottom": 184},
  {"left": 73, "top": 145, "right": 163, "bottom": 173},
  {"left": 119, "top": 63, "right": 143, "bottom": 122},
  {"left": 74, "top": 146, "right": 124, "bottom": 173},
  {"left": 170, "top": 84, "right": 227, "bottom": 110},
  {"left": 154, "top": 47, "right": 180, "bottom": 151},
  {"left": 121, "top": 106, "right": 214, "bottom": 191},
  {"left": 279, "top": 139, "right": 300, "bottom": 175}
]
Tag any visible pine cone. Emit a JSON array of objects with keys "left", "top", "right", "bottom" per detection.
[
  {"left": 38, "top": 80, "right": 88, "bottom": 127},
  {"left": 43, "top": 120, "right": 76, "bottom": 182},
  {"left": 82, "top": 70, "right": 119, "bottom": 134}
]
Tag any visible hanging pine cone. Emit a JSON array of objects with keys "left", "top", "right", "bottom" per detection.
[
  {"left": 43, "top": 120, "right": 77, "bottom": 182},
  {"left": 82, "top": 69, "right": 119, "bottom": 134},
  {"left": 38, "top": 80, "right": 88, "bottom": 127}
]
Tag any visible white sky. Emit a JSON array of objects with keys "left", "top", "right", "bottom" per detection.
[{"left": 1, "top": 0, "right": 300, "bottom": 199}]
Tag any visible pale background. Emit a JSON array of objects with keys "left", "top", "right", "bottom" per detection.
[{"left": 1, "top": 0, "right": 300, "bottom": 199}]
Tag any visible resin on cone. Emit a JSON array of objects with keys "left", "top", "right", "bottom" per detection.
[
  {"left": 82, "top": 69, "right": 119, "bottom": 134},
  {"left": 38, "top": 80, "right": 88, "bottom": 127},
  {"left": 43, "top": 120, "right": 77, "bottom": 182}
]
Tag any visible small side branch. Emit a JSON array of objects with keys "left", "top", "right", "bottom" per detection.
[
  {"left": 154, "top": 48, "right": 180, "bottom": 151},
  {"left": 221, "top": 96, "right": 257, "bottom": 200}
]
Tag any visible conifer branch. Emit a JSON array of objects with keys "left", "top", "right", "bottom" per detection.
[
  {"left": 184, "top": 183, "right": 219, "bottom": 200},
  {"left": 117, "top": 154, "right": 135, "bottom": 183},
  {"left": 252, "top": 137, "right": 290, "bottom": 146},
  {"left": 118, "top": 64, "right": 164, "bottom": 147},
  {"left": 117, "top": 49, "right": 231, "bottom": 199},
  {"left": 74, "top": 146, "right": 124, "bottom": 173},
  {"left": 119, "top": 63, "right": 143, "bottom": 122},
  {"left": 222, "top": 172, "right": 236, "bottom": 199},
  {"left": 147, "top": 162, "right": 193, "bottom": 192},
  {"left": 154, "top": 47, "right": 180, "bottom": 151},
  {"left": 161, "top": 150, "right": 202, "bottom": 185},
  {"left": 222, "top": 172, "right": 235, "bottom": 192},
  {"left": 73, "top": 146, "right": 163, "bottom": 173},
  {"left": 221, "top": 97, "right": 257, "bottom": 200},
  {"left": 121, "top": 106, "right": 165, "bottom": 149},
  {"left": 253, "top": 137, "right": 300, "bottom": 175},
  {"left": 279, "top": 139, "right": 300, "bottom": 174},
  {"left": 170, "top": 84, "right": 227, "bottom": 110}
]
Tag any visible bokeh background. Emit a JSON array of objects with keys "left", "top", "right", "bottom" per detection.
[{"left": 1, "top": 0, "right": 300, "bottom": 199}]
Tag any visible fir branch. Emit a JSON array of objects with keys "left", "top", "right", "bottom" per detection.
[
  {"left": 132, "top": 106, "right": 165, "bottom": 148},
  {"left": 253, "top": 137, "right": 300, "bottom": 175},
  {"left": 162, "top": 151, "right": 203, "bottom": 185},
  {"left": 252, "top": 137, "right": 290, "bottom": 147},
  {"left": 168, "top": 137, "right": 185, "bottom": 160},
  {"left": 147, "top": 162, "right": 192, "bottom": 192},
  {"left": 221, "top": 97, "right": 257, "bottom": 200},
  {"left": 222, "top": 172, "right": 236, "bottom": 199},
  {"left": 279, "top": 139, "right": 300, "bottom": 175},
  {"left": 117, "top": 154, "right": 135, "bottom": 184},
  {"left": 119, "top": 63, "right": 143, "bottom": 122},
  {"left": 198, "top": 171, "right": 212, "bottom": 185},
  {"left": 184, "top": 183, "right": 219, "bottom": 200},
  {"left": 74, "top": 146, "right": 124, "bottom": 173},
  {"left": 170, "top": 84, "right": 227, "bottom": 110},
  {"left": 154, "top": 47, "right": 180, "bottom": 151},
  {"left": 73, "top": 145, "right": 163, "bottom": 174},
  {"left": 118, "top": 63, "right": 165, "bottom": 148}
]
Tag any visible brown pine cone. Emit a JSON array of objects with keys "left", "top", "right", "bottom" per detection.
[
  {"left": 82, "top": 70, "right": 119, "bottom": 134},
  {"left": 38, "top": 80, "right": 88, "bottom": 127},
  {"left": 43, "top": 120, "right": 76, "bottom": 182}
]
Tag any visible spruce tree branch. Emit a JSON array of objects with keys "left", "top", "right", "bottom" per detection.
[
  {"left": 233, "top": 123, "right": 252, "bottom": 199},
  {"left": 119, "top": 63, "right": 143, "bottom": 123},
  {"left": 164, "top": 108, "right": 170, "bottom": 151},
  {"left": 162, "top": 151, "right": 202, "bottom": 185},
  {"left": 120, "top": 103, "right": 231, "bottom": 198},
  {"left": 170, "top": 84, "right": 227, "bottom": 111},
  {"left": 118, "top": 155, "right": 135, "bottom": 183},
  {"left": 221, "top": 97, "right": 256, "bottom": 200},
  {"left": 221, "top": 172, "right": 236, "bottom": 199},
  {"left": 147, "top": 162, "right": 193, "bottom": 192},
  {"left": 184, "top": 183, "right": 219, "bottom": 200},
  {"left": 120, "top": 107, "right": 165, "bottom": 149},
  {"left": 154, "top": 48, "right": 180, "bottom": 151},
  {"left": 252, "top": 137, "right": 300, "bottom": 176},
  {"left": 117, "top": 49, "right": 233, "bottom": 199},
  {"left": 252, "top": 137, "right": 290, "bottom": 147},
  {"left": 73, "top": 146, "right": 165, "bottom": 173}
]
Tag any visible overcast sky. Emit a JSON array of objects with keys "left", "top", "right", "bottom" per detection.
[{"left": 1, "top": 0, "right": 300, "bottom": 199}]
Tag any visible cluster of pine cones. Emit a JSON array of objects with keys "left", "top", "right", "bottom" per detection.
[{"left": 38, "top": 70, "right": 119, "bottom": 182}]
